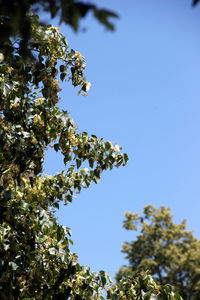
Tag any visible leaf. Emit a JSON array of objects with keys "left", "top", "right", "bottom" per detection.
[
  {"left": 93, "top": 176, "right": 100, "bottom": 184},
  {"left": 54, "top": 143, "right": 60, "bottom": 152},
  {"left": 93, "top": 9, "right": 118, "bottom": 31},
  {"left": 1, "top": 82, "right": 11, "bottom": 97},
  {"left": 76, "top": 159, "right": 82, "bottom": 169},
  {"left": 174, "top": 294, "right": 183, "bottom": 300},
  {"left": 124, "top": 153, "right": 129, "bottom": 163},
  {"left": 89, "top": 158, "right": 94, "bottom": 168},
  {"left": 60, "top": 72, "right": 67, "bottom": 81},
  {"left": 60, "top": 65, "right": 66, "bottom": 72},
  {"left": 3, "top": 190, "right": 12, "bottom": 201},
  {"left": 99, "top": 270, "right": 107, "bottom": 286},
  {"left": 105, "top": 141, "right": 112, "bottom": 150}
]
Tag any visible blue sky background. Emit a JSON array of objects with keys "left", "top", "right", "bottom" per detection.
[{"left": 44, "top": 0, "right": 200, "bottom": 278}]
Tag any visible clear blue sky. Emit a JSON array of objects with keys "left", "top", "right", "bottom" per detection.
[{"left": 44, "top": 0, "right": 200, "bottom": 278}]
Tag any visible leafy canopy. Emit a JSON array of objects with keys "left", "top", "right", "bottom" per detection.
[
  {"left": 0, "top": 12, "right": 129, "bottom": 299},
  {"left": 0, "top": 1, "right": 183, "bottom": 299},
  {"left": 0, "top": 0, "right": 118, "bottom": 58},
  {"left": 117, "top": 205, "right": 200, "bottom": 300}
]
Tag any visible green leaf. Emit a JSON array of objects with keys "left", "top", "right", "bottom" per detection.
[
  {"left": 60, "top": 72, "right": 67, "bottom": 81},
  {"left": 89, "top": 158, "right": 94, "bottom": 168},
  {"left": 54, "top": 143, "right": 60, "bottom": 152},
  {"left": 124, "top": 153, "right": 129, "bottom": 163},
  {"left": 60, "top": 65, "right": 66, "bottom": 72},
  {"left": 76, "top": 159, "right": 81, "bottom": 169},
  {"left": 105, "top": 141, "right": 112, "bottom": 150},
  {"left": 99, "top": 270, "right": 107, "bottom": 286}
]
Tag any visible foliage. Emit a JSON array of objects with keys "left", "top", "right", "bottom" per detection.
[
  {"left": 108, "top": 271, "right": 182, "bottom": 300},
  {"left": 117, "top": 205, "right": 200, "bottom": 300},
  {"left": 0, "top": 1, "right": 183, "bottom": 298},
  {"left": 0, "top": 13, "right": 128, "bottom": 299},
  {"left": 0, "top": 0, "right": 118, "bottom": 58}
]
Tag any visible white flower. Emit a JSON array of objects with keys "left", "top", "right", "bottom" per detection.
[
  {"left": 113, "top": 144, "right": 121, "bottom": 152},
  {"left": 81, "top": 167, "right": 89, "bottom": 174},
  {"left": 84, "top": 81, "right": 92, "bottom": 92},
  {"left": 0, "top": 53, "right": 4, "bottom": 63},
  {"left": 35, "top": 97, "right": 45, "bottom": 106}
]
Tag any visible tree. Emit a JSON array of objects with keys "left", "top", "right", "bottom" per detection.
[
  {"left": 117, "top": 205, "right": 200, "bottom": 299},
  {"left": 0, "top": 1, "right": 182, "bottom": 299},
  {"left": 0, "top": 0, "right": 197, "bottom": 59},
  {"left": 0, "top": 13, "right": 129, "bottom": 298},
  {"left": 0, "top": 0, "right": 118, "bottom": 58}
]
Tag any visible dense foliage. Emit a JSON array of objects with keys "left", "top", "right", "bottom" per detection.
[
  {"left": 0, "top": 0, "right": 118, "bottom": 58},
  {"left": 0, "top": 14, "right": 127, "bottom": 299},
  {"left": 117, "top": 206, "right": 200, "bottom": 299},
  {"left": 0, "top": 1, "right": 184, "bottom": 299}
]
